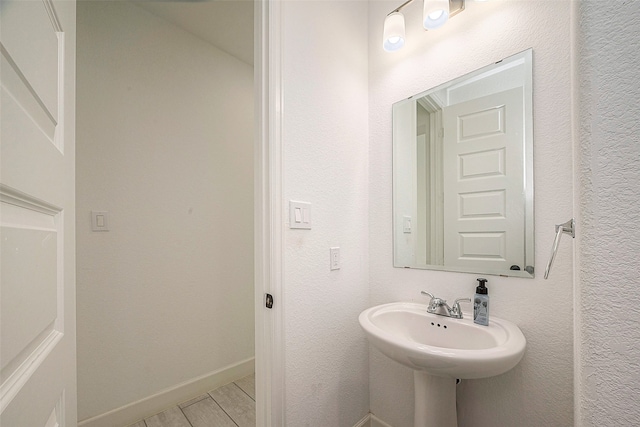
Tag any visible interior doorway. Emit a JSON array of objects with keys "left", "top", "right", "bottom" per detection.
[{"left": 75, "top": 2, "right": 257, "bottom": 425}]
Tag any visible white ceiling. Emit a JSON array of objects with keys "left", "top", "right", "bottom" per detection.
[{"left": 133, "top": 0, "right": 254, "bottom": 65}]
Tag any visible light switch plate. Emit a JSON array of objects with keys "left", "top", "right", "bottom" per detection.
[
  {"left": 91, "top": 211, "right": 109, "bottom": 232},
  {"left": 289, "top": 201, "right": 311, "bottom": 229},
  {"left": 403, "top": 215, "right": 412, "bottom": 233}
]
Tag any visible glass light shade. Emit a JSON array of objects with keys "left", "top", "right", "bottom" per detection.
[
  {"left": 383, "top": 12, "right": 405, "bottom": 52},
  {"left": 423, "top": 0, "right": 450, "bottom": 30}
]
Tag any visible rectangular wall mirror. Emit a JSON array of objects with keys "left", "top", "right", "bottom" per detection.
[{"left": 393, "top": 49, "right": 534, "bottom": 278}]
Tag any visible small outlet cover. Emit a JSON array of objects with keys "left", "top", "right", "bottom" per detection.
[{"left": 330, "top": 247, "right": 340, "bottom": 270}]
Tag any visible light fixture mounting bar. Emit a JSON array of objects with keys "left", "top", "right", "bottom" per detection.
[
  {"left": 391, "top": 0, "right": 416, "bottom": 14},
  {"left": 388, "top": 0, "right": 465, "bottom": 17},
  {"left": 449, "top": 0, "right": 465, "bottom": 18}
]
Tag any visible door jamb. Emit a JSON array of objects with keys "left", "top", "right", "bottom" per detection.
[{"left": 255, "top": 0, "right": 285, "bottom": 425}]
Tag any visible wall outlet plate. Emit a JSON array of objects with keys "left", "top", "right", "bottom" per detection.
[{"left": 330, "top": 247, "right": 340, "bottom": 270}]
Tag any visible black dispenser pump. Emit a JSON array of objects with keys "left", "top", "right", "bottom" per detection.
[{"left": 476, "top": 278, "right": 488, "bottom": 295}]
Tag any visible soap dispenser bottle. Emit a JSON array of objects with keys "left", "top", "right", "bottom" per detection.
[{"left": 474, "top": 278, "right": 490, "bottom": 326}]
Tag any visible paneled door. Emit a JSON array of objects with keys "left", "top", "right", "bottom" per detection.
[
  {"left": 1, "top": 0, "right": 77, "bottom": 426},
  {"left": 442, "top": 88, "right": 525, "bottom": 272}
]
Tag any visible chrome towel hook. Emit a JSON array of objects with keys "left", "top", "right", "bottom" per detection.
[{"left": 544, "top": 219, "right": 575, "bottom": 279}]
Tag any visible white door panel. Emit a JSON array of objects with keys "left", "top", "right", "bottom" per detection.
[
  {"left": 1, "top": 0, "right": 76, "bottom": 425},
  {"left": 443, "top": 88, "right": 525, "bottom": 271},
  {"left": 1, "top": 0, "right": 60, "bottom": 119}
]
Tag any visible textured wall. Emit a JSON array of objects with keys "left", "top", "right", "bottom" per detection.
[
  {"left": 281, "top": 1, "right": 371, "bottom": 425},
  {"left": 368, "top": 1, "right": 574, "bottom": 426},
  {"left": 76, "top": 2, "right": 254, "bottom": 420},
  {"left": 576, "top": 0, "right": 640, "bottom": 424}
]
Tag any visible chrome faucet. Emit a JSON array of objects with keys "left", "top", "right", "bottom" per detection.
[{"left": 421, "top": 291, "right": 471, "bottom": 319}]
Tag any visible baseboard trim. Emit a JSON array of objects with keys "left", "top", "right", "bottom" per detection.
[
  {"left": 353, "top": 413, "right": 394, "bottom": 427},
  {"left": 370, "top": 413, "right": 395, "bottom": 427},
  {"left": 78, "top": 357, "right": 255, "bottom": 427},
  {"left": 353, "top": 413, "right": 371, "bottom": 427}
]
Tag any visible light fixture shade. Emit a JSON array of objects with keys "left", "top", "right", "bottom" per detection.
[
  {"left": 383, "top": 12, "right": 406, "bottom": 52},
  {"left": 423, "top": 0, "right": 450, "bottom": 30}
]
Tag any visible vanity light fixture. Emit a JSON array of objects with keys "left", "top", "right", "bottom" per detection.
[
  {"left": 383, "top": 11, "right": 406, "bottom": 52},
  {"left": 383, "top": 0, "right": 466, "bottom": 52},
  {"left": 423, "top": 0, "right": 450, "bottom": 30}
]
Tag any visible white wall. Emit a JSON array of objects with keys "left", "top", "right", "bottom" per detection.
[
  {"left": 281, "top": 1, "right": 371, "bottom": 425},
  {"left": 576, "top": 0, "right": 640, "bottom": 424},
  {"left": 76, "top": 2, "right": 254, "bottom": 421},
  {"left": 368, "top": 1, "right": 574, "bottom": 426}
]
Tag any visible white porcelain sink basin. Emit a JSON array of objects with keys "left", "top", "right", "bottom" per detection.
[{"left": 359, "top": 302, "right": 526, "bottom": 379}]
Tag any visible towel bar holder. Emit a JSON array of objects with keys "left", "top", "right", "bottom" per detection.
[{"left": 544, "top": 219, "right": 575, "bottom": 279}]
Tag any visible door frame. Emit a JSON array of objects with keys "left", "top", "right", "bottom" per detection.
[{"left": 254, "top": 0, "right": 285, "bottom": 425}]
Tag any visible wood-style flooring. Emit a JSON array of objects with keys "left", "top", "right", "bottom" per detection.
[{"left": 127, "top": 374, "right": 255, "bottom": 427}]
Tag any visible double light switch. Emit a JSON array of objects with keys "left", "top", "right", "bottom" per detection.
[{"left": 289, "top": 201, "right": 311, "bottom": 229}]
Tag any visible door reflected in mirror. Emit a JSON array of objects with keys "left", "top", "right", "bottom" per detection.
[{"left": 393, "top": 49, "right": 534, "bottom": 278}]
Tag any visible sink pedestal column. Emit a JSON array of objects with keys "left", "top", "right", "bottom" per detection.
[{"left": 413, "top": 371, "right": 457, "bottom": 427}]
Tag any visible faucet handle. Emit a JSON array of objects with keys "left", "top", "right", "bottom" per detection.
[
  {"left": 451, "top": 298, "right": 471, "bottom": 318},
  {"left": 420, "top": 291, "right": 435, "bottom": 300},
  {"left": 421, "top": 291, "right": 445, "bottom": 305},
  {"left": 421, "top": 291, "right": 447, "bottom": 313}
]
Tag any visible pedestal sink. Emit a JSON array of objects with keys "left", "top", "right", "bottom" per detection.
[{"left": 359, "top": 302, "right": 526, "bottom": 427}]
